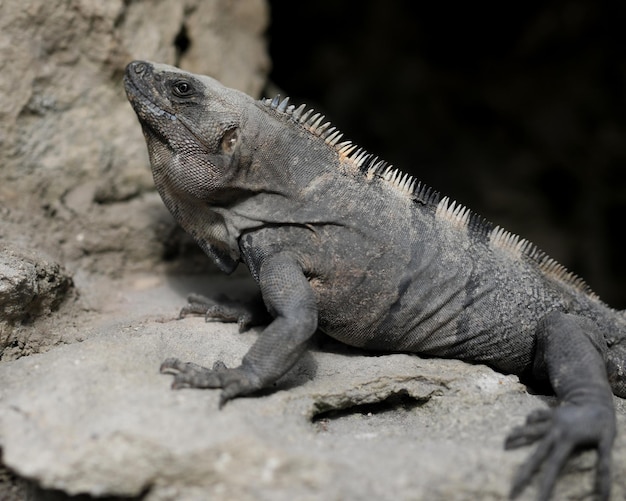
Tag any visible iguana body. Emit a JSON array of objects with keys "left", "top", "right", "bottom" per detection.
[{"left": 124, "top": 60, "right": 626, "bottom": 500}]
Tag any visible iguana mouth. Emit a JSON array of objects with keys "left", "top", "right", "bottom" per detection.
[
  {"left": 124, "top": 70, "right": 177, "bottom": 123},
  {"left": 124, "top": 64, "right": 212, "bottom": 153}
]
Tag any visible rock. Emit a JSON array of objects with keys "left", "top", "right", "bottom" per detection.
[
  {"left": 0, "top": 242, "right": 73, "bottom": 356},
  {"left": 0, "top": 274, "right": 623, "bottom": 500}
]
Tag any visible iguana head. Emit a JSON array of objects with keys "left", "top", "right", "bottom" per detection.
[
  {"left": 124, "top": 60, "right": 261, "bottom": 272},
  {"left": 124, "top": 60, "right": 348, "bottom": 272},
  {"left": 124, "top": 61, "right": 252, "bottom": 199}
]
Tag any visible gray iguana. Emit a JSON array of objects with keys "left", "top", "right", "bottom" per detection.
[{"left": 124, "top": 60, "right": 626, "bottom": 501}]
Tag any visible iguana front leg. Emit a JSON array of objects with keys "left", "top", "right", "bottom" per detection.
[
  {"left": 505, "top": 312, "right": 616, "bottom": 501},
  {"left": 161, "top": 252, "right": 318, "bottom": 406}
]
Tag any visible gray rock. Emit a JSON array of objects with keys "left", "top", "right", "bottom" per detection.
[
  {"left": 0, "top": 243, "right": 73, "bottom": 356},
  {"left": 0, "top": 275, "right": 624, "bottom": 501}
]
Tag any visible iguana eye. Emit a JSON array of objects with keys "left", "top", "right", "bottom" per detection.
[
  {"left": 221, "top": 128, "right": 239, "bottom": 153},
  {"left": 172, "top": 80, "right": 193, "bottom": 97}
]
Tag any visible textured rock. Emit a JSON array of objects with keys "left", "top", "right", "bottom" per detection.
[
  {"left": 0, "top": 275, "right": 625, "bottom": 501},
  {"left": 0, "top": 242, "right": 73, "bottom": 356},
  {"left": 0, "top": 246, "right": 71, "bottom": 323}
]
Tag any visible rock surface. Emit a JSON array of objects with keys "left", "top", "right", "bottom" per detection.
[
  {"left": 0, "top": 244, "right": 72, "bottom": 326},
  {"left": 2, "top": 274, "right": 624, "bottom": 501}
]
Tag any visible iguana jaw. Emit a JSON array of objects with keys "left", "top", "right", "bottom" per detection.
[
  {"left": 124, "top": 61, "right": 209, "bottom": 154},
  {"left": 124, "top": 62, "right": 174, "bottom": 135}
]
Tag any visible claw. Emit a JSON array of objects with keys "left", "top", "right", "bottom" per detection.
[
  {"left": 510, "top": 433, "right": 573, "bottom": 500},
  {"left": 594, "top": 436, "right": 614, "bottom": 501},
  {"left": 509, "top": 429, "right": 555, "bottom": 499},
  {"left": 525, "top": 408, "right": 552, "bottom": 424},
  {"left": 505, "top": 420, "right": 552, "bottom": 449},
  {"left": 159, "top": 356, "right": 263, "bottom": 403},
  {"left": 171, "top": 379, "right": 190, "bottom": 390},
  {"left": 160, "top": 357, "right": 183, "bottom": 374},
  {"left": 178, "top": 293, "right": 218, "bottom": 319},
  {"left": 506, "top": 403, "right": 615, "bottom": 501}
]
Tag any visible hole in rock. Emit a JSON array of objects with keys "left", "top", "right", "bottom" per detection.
[
  {"left": 311, "top": 389, "right": 430, "bottom": 424},
  {"left": 174, "top": 23, "right": 191, "bottom": 61}
]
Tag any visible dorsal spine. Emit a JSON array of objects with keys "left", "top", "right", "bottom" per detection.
[{"left": 260, "top": 95, "right": 598, "bottom": 300}]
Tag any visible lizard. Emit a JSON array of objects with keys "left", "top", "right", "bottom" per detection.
[{"left": 124, "top": 60, "right": 626, "bottom": 501}]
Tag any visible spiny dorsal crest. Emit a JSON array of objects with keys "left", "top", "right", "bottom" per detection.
[
  {"left": 436, "top": 197, "right": 472, "bottom": 229},
  {"left": 261, "top": 95, "right": 432, "bottom": 202},
  {"left": 261, "top": 95, "right": 598, "bottom": 300}
]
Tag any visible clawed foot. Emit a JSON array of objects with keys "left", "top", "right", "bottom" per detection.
[
  {"left": 505, "top": 404, "right": 615, "bottom": 501},
  {"left": 179, "top": 293, "right": 267, "bottom": 332},
  {"left": 160, "top": 357, "right": 261, "bottom": 407}
]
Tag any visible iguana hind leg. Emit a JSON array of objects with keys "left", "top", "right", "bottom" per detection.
[
  {"left": 505, "top": 311, "right": 615, "bottom": 501},
  {"left": 179, "top": 292, "right": 270, "bottom": 332}
]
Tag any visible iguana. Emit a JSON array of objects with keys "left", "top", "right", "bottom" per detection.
[{"left": 124, "top": 60, "right": 626, "bottom": 501}]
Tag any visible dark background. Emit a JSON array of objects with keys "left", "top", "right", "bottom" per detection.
[{"left": 266, "top": 1, "right": 626, "bottom": 308}]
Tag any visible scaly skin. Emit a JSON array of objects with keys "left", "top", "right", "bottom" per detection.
[{"left": 125, "top": 60, "right": 626, "bottom": 500}]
